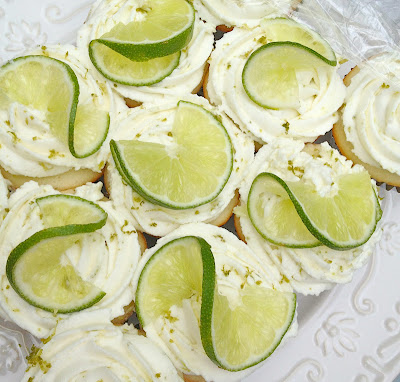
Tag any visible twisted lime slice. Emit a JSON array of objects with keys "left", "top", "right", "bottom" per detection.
[
  {"left": 249, "top": 172, "right": 382, "bottom": 250},
  {"left": 136, "top": 236, "right": 296, "bottom": 371},
  {"left": 89, "top": 41, "right": 180, "bottom": 86},
  {"left": 6, "top": 195, "right": 107, "bottom": 313},
  {"left": 248, "top": 172, "right": 320, "bottom": 248},
  {"left": 110, "top": 101, "right": 233, "bottom": 209},
  {"left": 0, "top": 55, "right": 109, "bottom": 158},
  {"left": 90, "top": 0, "right": 195, "bottom": 62}
]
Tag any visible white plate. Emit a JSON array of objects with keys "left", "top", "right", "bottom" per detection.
[{"left": 0, "top": 1, "right": 400, "bottom": 381}]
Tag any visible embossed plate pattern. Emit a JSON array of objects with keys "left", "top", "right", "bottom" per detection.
[{"left": 0, "top": 1, "right": 400, "bottom": 381}]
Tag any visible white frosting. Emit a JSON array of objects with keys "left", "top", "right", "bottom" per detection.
[
  {"left": 236, "top": 139, "right": 382, "bottom": 295},
  {"left": 0, "top": 181, "right": 141, "bottom": 338},
  {"left": 0, "top": 172, "right": 9, "bottom": 223},
  {"left": 22, "top": 310, "right": 183, "bottom": 382},
  {"left": 77, "top": 0, "right": 215, "bottom": 103},
  {"left": 192, "top": 0, "right": 293, "bottom": 28},
  {"left": 132, "top": 223, "right": 297, "bottom": 382},
  {"left": 342, "top": 52, "right": 400, "bottom": 175},
  {"left": 207, "top": 27, "right": 346, "bottom": 144},
  {"left": 0, "top": 44, "right": 126, "bottom": 178},
  {"left": 107, "top": 95, "right": 255, "bottom": 236}
]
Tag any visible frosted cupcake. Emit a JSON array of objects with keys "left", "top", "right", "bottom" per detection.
[
  {"left": 23, "top": 310, "right": 183, "bottom": 381},
  {"left": 333, "top": 52, "right": 400, "bottom": 188},
  {"left": 205, "top": 22, "right": 346, "bottom": 145},
  {"left": 192, "top": 0, "right": 297, "bottom": 30},
  {"left": 77, "top": 0, "right": 215, "bottom": 105},
  {"left": 0, "top": 181, "right": 142, "bottom": 338},
  {"left": 0, "top": 44, "right": 125, "bottom": 191},
  {"left": 133, "top": 223, "right": 297, "bottom": 382},
  {"left": 234, "top": 139, "right": 382, "bottom": 295},
  {"left": 105, "top": 95, "right": 254, "bottom": 237}
]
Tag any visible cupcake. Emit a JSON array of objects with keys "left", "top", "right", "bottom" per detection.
[
  {"left": 105, "top": 95, "right": 254, "bottom": 237},
  {"left": 205, "top": 22, "right": 346, "bottom": 145},
  {"left": 0, "top": 44, "right": 125, "bottom": 191},
  {"left": 234, "top": 139, "right": 382, "bottom": 295},
  {"left": 333, "top": 52, "right": 400, "bottom": 188},
  {"left": 23, "top": 310, "right": 183, "bottom": 381},
  {"left": 77, "top": 0, "right": 215, "bottom": 105},
  {"left": 133, "top": 223, "right": 297, "bottom": 382},
  {"left": 192, "top": 0, "right": 297, "bottom": 30},
  {"left": 0, "top": 181, "right": 143, "bottom": 338}
]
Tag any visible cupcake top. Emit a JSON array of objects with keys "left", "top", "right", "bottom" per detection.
[
  {"left": 0, "top": 44, "right": 125, "bottom": 179},
  {"left": 206, "top": 26, "right": 346, "bottom": 144},
  {"left": 77, "top": 0, "right": 214, "bottom": 103},
  {"left": 133, "top": 223, "right": 296, "bottom": 382},
  {"left": 341, "top": 52, "right": 400, "bottom": 176},
  {"left": 235, "top": 139, "right": 382, "bottom": 295},
  {"left": 22, "top": 310, "right": 183, "bottom": 381},
  {"left": 106, "top": 95, "right": 255, "bottom": 236},
  {"left": 192, "top": 0, "right": 294, "bottom": 28},
  {"left": 0, "top": 181, "right": 141, "bottom": 338},
  {"left": 0, "top": 172, "right": 9, "bottom": 222}
]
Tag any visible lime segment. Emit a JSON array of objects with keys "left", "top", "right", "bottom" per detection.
[
  {"left": 136, "top": 235, "right": 296, "bottom": 371},
  {"left": 92, "top": 0, "right": 195, "bottom": 61},
  {"left": 89, "top": 41, "right": 181, "bottom": 86},
  {"left": 248, "top": 172, "right": 320, "bottom": 248},
  {"left": 261, "top": 18, "right": 337, "bottom": 66},
  {"left": 242, "top": 41, "right": 331, "bottom": 110},
  {"left": 6, "top": 195, "right": 108, "bottom": 313},
  {"left": 110, "top": 101, "right": 233, "bottom": 209}
]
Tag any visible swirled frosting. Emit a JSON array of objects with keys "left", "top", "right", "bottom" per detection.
[
  {"left": 0, "top": 181, "right": 141, "bottom": 338},
  {"left": 192, "top": 0, "right": 293, "bottom": 28},
  {"left": 107, "top": 95, "right": 254, "bottom": 236},
  {"left": 132, "top": 223, "right": 297, "bottom": 382},
  {"left": 342, "top": 52, "right": 400, "bottom": 175},
  {"left": 207, "top": 26, "right": 346, "bottom": 144},
  {"left": 0, "top": 172, "right": 9, "bottom": 223},
  {"left": 22, "top": 310, "right": 183, "bottom": 381},
  {"left": 0, "top": 44, "right": 125, "bottom": 178},
  {"left": 77, "top": 0, "right": 214, "bottom": 103},
  {"left": 235, "top": 139, "right": 382, "bottom": 295}
]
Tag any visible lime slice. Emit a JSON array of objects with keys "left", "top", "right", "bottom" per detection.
[
  {"left": 242, "top": 41, "right": 332, "bottom": 110},
  {"left": 71, "top": 103, "right": 110, "bottom": 158},
  {"left": 136, "top": 236, "right": 296, "bottom": 371},
  {"left": 261, "top": 18, "right": 337, "bottom": 66},
  {"left": 91, "top": 0, "right": 195, "bottom": 62},
  {"left": 6, "top": 195, "right": 108, "bottom": 313},
  {"left": 247, "top": 172, "right": 320, "bottom": 248},
  {"left": 0, "top": 55, "right": 78, "bottom": 144},
  {"left": 0, "top": 55, "right": 110, "bottom": 159},
  {"left": 110, "top": 101, "right": 233, "bottom": 209},
  {"left": 89, "top": 40, "right": 180, "bottom": 86},
  {"left": 256, "top": 172, "right": 382, "bottom": 250}
]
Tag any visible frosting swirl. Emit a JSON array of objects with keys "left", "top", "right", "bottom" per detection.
[
  {"left": 0, "top": 181, "right": 141, "bottom": 338},
  {"left": 22, "top": 310, "right": 183, "bottom": 381},
  {"left": 342, "top": 52, "right": 400, "bottom": 175},
  {"left": 0, "top": 44, "right": 125, "bottom": 178},
  {"left": 77, "top": 0, "right": 215, "bottom": 103},
  {"left": 107, "top": 95, "right": 254, "bottom": 236},
  {"left": 132, "top": 223, "right": 296, "bottom": 382},
  {"left": 207, "top": 26, "right": 346, "bottom": 144},
  {"left": 236, "top": 139, "right": 382, "bottom": 295}
]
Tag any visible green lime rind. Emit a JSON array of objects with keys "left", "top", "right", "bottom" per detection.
[
  {"left": 242, "top": 41, "right": 332, "bottom": 110},
  {"left": 259, "top": 172, "right": 382, "bottom": 251},
  {"left": 136, "top": 235, "right": 296, "bottom": 371},
  {"left": 89, "top": 40, "right": 181, "bottom": 86},
  {"left": 0, "top": 55, "right": 79, "bottom": 145},
  {"left": 91, "top": 0, "right": 195, "bottom": 62},
  {"left": 110, "top": 100, "right": 233, "bottom": 210},
  {"left": 69, "top": 105, "right": 110, "bottom": 158},
  {"left": 247, "top": 172, "right": 321, "bottom": 248},
  {"left": 261, "top": 17, "right": 337, "bottom": 66},
  {"left": 6, "top": 195, "right": 108, "bottom": 313}
]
